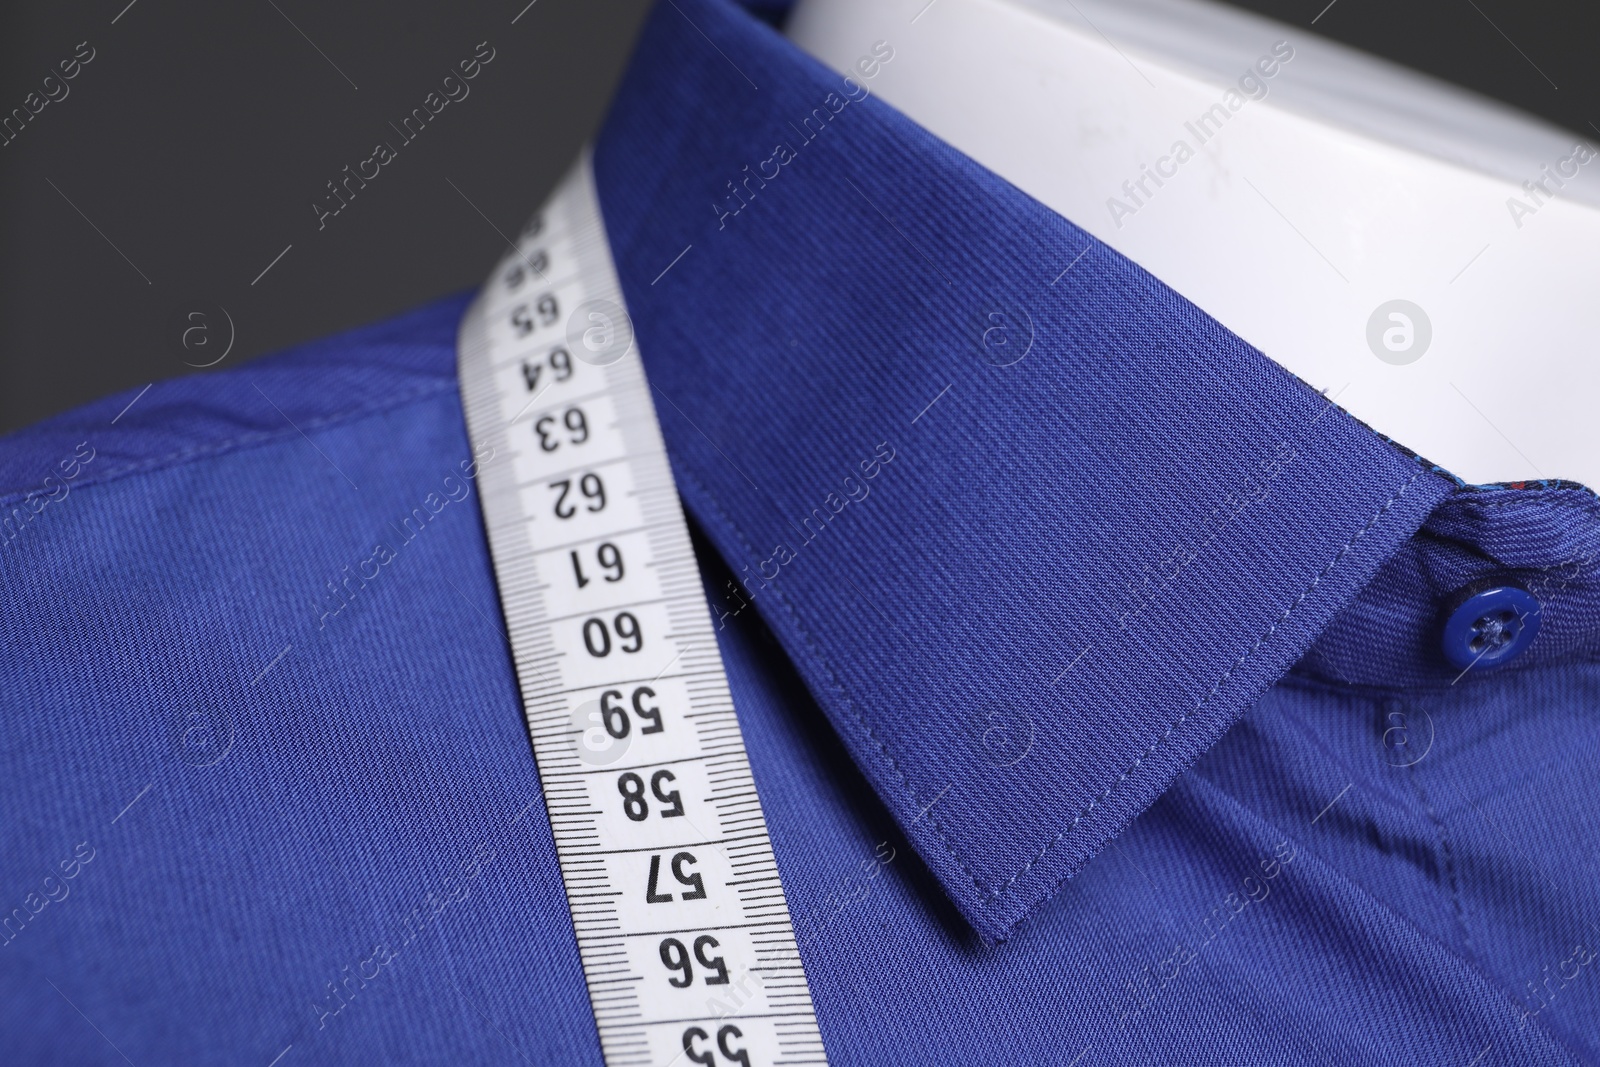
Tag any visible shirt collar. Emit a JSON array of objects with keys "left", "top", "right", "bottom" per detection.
[{"left": 591, "top": 0, "right": 1455, "bottom": 940}]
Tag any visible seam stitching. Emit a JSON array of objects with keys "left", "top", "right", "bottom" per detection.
[
  {"left": 1447, "top": 494, "right": 1600, "bottom": 517},
  {"left": 1407, "top": 759, "right": 1477, "bottom": 960},
  {"left": 0, "top": 379, "right": 455, "bottom": 512}
]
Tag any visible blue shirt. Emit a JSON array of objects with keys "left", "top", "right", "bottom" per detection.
[{"left": 3, "top": 0, "right": 1598, "bottom": 1063}]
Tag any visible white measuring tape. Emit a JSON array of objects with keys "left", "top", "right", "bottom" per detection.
[{"left": 457, "top": 154, "right": 828, "bottom": 1067}]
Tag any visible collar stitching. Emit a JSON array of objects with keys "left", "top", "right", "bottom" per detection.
[
  {"left": 684, "top": 455, "right": 1432, "bottom": 927},
  {"left": 988, "top": 462, "right": 1431, "bottom": 911},
  {"left": 675, "top": 464, "right": 994, "bottom": 915}
]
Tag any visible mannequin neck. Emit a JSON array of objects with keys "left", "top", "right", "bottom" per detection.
[{"left": 787, "top": 0, "right": 1600, "bottom": 489}]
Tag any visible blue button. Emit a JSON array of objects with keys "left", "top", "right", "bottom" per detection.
[{"left": 1440, "top": 585, "right": 1541, "bottom": 672}]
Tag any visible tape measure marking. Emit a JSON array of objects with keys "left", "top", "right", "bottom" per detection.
[{"left": 457, "top": 154, "right": 828, "bottom": 1067}]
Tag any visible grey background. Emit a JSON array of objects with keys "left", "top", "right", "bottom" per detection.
[{"left": 1, "top": 0, "right": 1593, "bottom": 434}]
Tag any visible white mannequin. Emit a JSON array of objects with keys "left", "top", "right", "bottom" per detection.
[{"left": 788, "top": 0, "right": 1600, "bottom": 488}]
